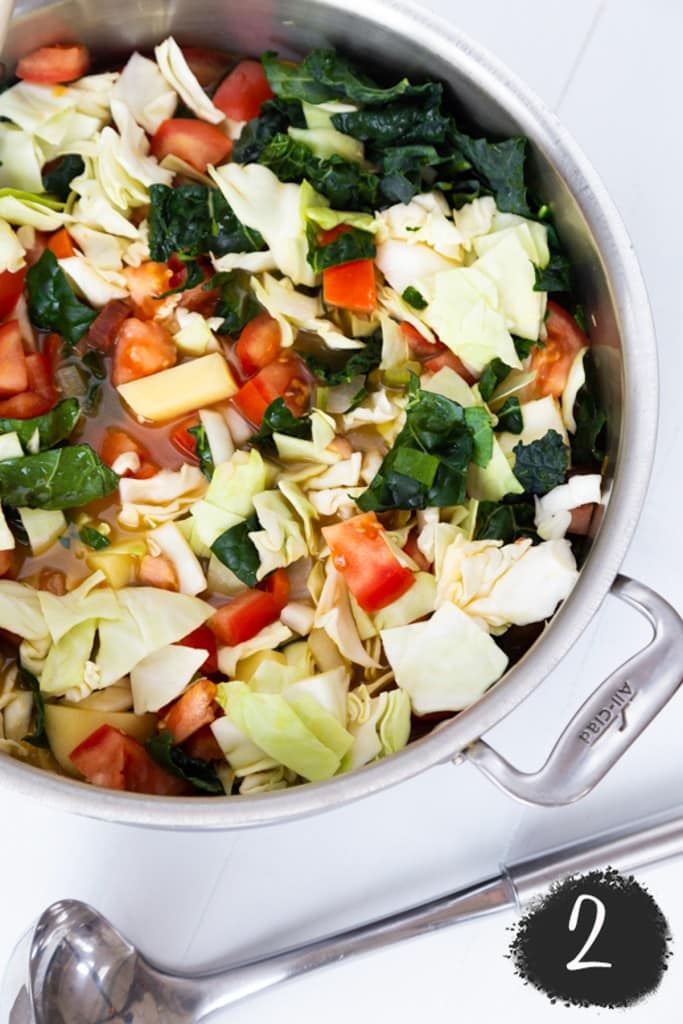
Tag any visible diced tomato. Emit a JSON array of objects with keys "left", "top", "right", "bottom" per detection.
[
  {"left": 183, "top": 723, "right": 224, "bottom": 762},
  {"left": 323, "top": 259, "right": 377, "bottom": 314},
  {"left": 401, "top": 321, "right": 442, "bottom": 359},
  {"left": 100, "top": 428, "right": 158, "bottom": 479},
  {"left": 25, "top": 353, "right": 54, "bottom": 397},
  {"left": 170, "top": 414, "right": 200, "bottom": 461},
  {"left": 0, "top": 392, "right": 53, "bottom": 418},
  {"left": 233, "top": 356, "right": 310, "bottom": 427},
  {"left": 43, "top": 333, "right": 63, "bottom": 374},
  {"left": 87, "top": 299, "right": 131, "bottom": 353},
  {"left": 258, "top": 567, "right": 290, "bottom": 611},
  {"left": 0, "top": 321, "right": 28, "bottom": 397},
  {"left": 235, "top": 312, "right": 282, "bottom": 376},
  {"left": 70, "top": 724, "right": 190, "bottom": 795},
  {"left": 17, "top": 43, "right": 90, "bottom": 84},
  {"left": 323, "top": 512, "right": 415, "bottom": 613},
  {"left": 151, "top": 119, "right": 233, "bottom": 174},
  {"left": 178, "top": 624, "right": 218, "bottom": 674},
  {"left": 46, "top": 228, "right": 76, "bottom": 260},
  {"left": 159, "top": 678, "right": 218, "bottom": 744},
  {"left": 423, "top": 347, "right": 477, "bottom": 384},
  {"left": 182, "top": 46, "right": 233, "bottom": 88},
  {"left": 527, "top": 301, "right": 588, "bottom": 399},
  {"left": 213, "top": 59, "right": 274, "bottom": 121},
  {"left": 318, "top": 224, "right": 352, "bottom": 246},
  {"left": 0, "top": 268, "right": 27, "bottom": 321},
  {"left": 569, "top": 503, "right": 595, "bottom": 536},
  {"left": 138, "top": 554, "right": 179, "bottom": 591},
  {"left": 123, "top": 262, "right": 173, "bottom": 320},
  {"left": 0, "top": 550, "right": 13, "bottom": 578},
  {"left": 209, "top": 590, "right": 280, "bottom": 647},
  {"left": 112, "top": 317, "right": 176, "bottom": 387},
  {"left": 402, "top": 527, "right": 431, "bottom": 572},
  {"left": 38, "top": 568, "right": 67, "bottom": 595}
]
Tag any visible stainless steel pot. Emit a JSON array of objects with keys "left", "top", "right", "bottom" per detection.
[{"left": 2, "top": 0, "right": 682, "bottom": 830}]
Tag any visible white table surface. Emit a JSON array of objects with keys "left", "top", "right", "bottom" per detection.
[{"left": 2, "top": 1, "right": 683, "bottom": 1021}]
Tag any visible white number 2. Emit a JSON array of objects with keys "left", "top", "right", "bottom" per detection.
[{"left": 565, "top": 894, "right": 613, "bottom": 972}]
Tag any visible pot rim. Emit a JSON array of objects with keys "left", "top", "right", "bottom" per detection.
[{"left": 1, "top": 0, "right": 658, "bottom": 830}]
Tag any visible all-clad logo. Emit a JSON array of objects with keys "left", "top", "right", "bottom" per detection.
[{"left": 578, "top": 683, "right": 636, "bottom": 746}]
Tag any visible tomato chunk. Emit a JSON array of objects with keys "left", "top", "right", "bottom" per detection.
[
  {"left": 323, "top": 259, "right": 376, "bottom": 313},
  {"left": 178, "top": 625, "right": 218, "bottom": 674},
  {"left": 235, "top": 312, "right": 282, "bottom": 376},
  {"left": 323, "top": 512, "right": 415, "bottom": 613},
  {"left": 70, "top": 724, "right": 190, "bottom": 795},
  {"left": 17, "top": 43, "right": 90, "bottom": 84},
  {"left": 47, "top": 228, "right": 76, "bottom": 259},
  {"left": 159, "top": 678, "right": 218, "bottom": 744},
  {"left": 568, "top": 503, "right": 595, "bottom": 536},
  {"left": 213, "top": 59, "right": 274, "bottom": 121},
  {"left": 528, "top": 301, "right": 588, "bottom": 398},
  {"left": 258, "top": 567, "right": 290, "bottom": 611},
  {"left": 112, "top": 317, "right": 177, "bottom": 387},
  {"left": 0, "top": 392, "right": 53, "bottom": 418},
  {"left": 423, "top": 348, "right": 477, "bottom": 384},
  {"left": 400, "top": 321, "right": 442, "bottom": 359},
  {"left": 209, "top": 590, "right": 280, "bottom": 647},
  {"left": 233, "top": 356, "right": 310, "bottom": 427},
  {"left": 138, "top": 554, "right": 179, "bottom": 591},
  {"left": 170, "top": 414, "right": 200, "bottom": 461},
  {"left": 183, "top": 723, "right": 224, "bottom": 762},
  {"left": 100, "top": 428, "right": 158, "bottom": 479},
  {"left": 0, "top": 268, "right": 27, "bottom": 321},
  {"left": 0, "top": 550, "right": 13, "bottom": 578},
  {"left": 0, "top": 321, "right": 28, "bottom": 397},
  {"left": 123, "top": 262, "right": 173, "bottom": 320},
  {"left": 151, "top": 119, "right": 232, "bottom": 174}
]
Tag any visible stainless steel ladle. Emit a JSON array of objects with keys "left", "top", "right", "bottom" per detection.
[{"left": 5, "top": 804, "right": 683, "bottom": 1023}]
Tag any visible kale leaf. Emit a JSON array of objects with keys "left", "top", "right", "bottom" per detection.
[
  {"left": 26, "top": 250, "right": 97, "bottom": 344},
  {"left": 42, "top": 154, "right": 85, "bottom": 202},
  {"left": 249, "top": 397, "right": 312, "bottom": 447},
  {"left": 475, "top": 498, "right": 539, "bottom": 543},
  {"left": 258, "top": 133, "right": 381, "bottom": 211},
  {"left": 78, "top": 525, "right": 111, "bottom": 550},
  {"left": 209, "top": 271, "right": 261, "bottom": 337},
  {"left": 146, "top": 730, "right": 224, "bottom": 795},
  {"left": 306, "top": 224, "right": 375, "bottom": 272},
  {"left": 188, "top": 422, "right": 215, "bottom": 481},
  {"left": 148, "top": 183, "right": 265, "bottom": 262},
  {"left": 211, "top": 513, "right": 261, "bottom": 588},
  {"left": 0, "top": 445, "right": 119, "bottom": 510},
  {"left": 304, "top": 334, "right": 382, "bottom": 385},
  {"left": 263, "top": 49, "right": 436, "bottom": 106},
  {"left": 0, "top": 398, "right": 80, "bottom": 451},
  {"left": 232, "top": 97, "right": 306, "bottom": 164},
  {"left": 331, "top": 95, "right": 447, "bottom": 145},
  {"left": 20, "top": 665, "right": 48, "bottom": 749},
  {"left": 534, "top": 224, "right": 571, "bottom": 293},
  {"left": 571, "top": 351, "right": 607, "bottom": 467},
  {"left": 358, "top": 386, "right": 493, "bottom": 512},
  {"left": 478, "top": 357, "right": 511, "bottom": 402},
  {"left": 512, "top": 429, "right": 569, "bottom": 495},
  {"left": 447, "top": 127, "right": 530, "bottom": 216},
  {"left": 495, "top": 396, "right": 523, "bottom": 434}
]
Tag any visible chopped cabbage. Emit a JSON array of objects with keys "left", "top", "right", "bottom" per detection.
[
  {"left": 377, "top": 192, "right": 464, "bottom": 260},
  {"left": 0, "top": 221, "right": 25, "bottom": 274},
  {"left": 211, "top": 713, "right": 279, "bottom": 774},
  {"left": 382, "top": 602, "right": 509, "bottom": 714},
  {"left": 313, "top": 563, "right": 379, "bottom": 669},
  {"left": 0, "top": 126, "right": 44, "bottom": 193},
  {"left": 535, "top": 474, "right": 601, "bottom": 540},
  {"left": 148, "top": 521, "right": 207, "bottom": 595},
  {"left": 119, "top": 465, "right": 207, "bottom": 529},
  {"left": 130, "top": 644, "right": 209, "bottom": 713},
  {"left": 0, "top": 580, "right": 49, "bottom": 641},
  {"left": 217, "top": 621, "right": 293, "bottom": 678},
  {"left": 467, "top": 437, "right": 523, "bottom": 501},
  {"left": 40, "top": 619, "right": 98, "bottom": 697},
  {"left": 562, "top": 348, "right": 588, "bottom": 433},
  {"left": 154, "top": 37, "right": 224, "bottom": 124},
  {"left": 452, "top": 196, "right": 496, "bottom": 249},
  {"left": 306, "top": 206, "right": 377, "bottom": 233},
  {"left": 375, "top": 239, "right": 457, "bottom": 297},
  {"left": 112, "top": 52, "right": 177, "bottom": 134},
  {"left": 473, "top": 226, "right": 547, "bottom": 341},
  {"left": 373, "top": 572, "right": 436, "bottom": 630},
  {"left": 343, "top": 685, "right": 411, "bottom": 769},
  {"left": 249, "top": 491, "right": 309, "bottom": 580},
  {"left": 288, "top": 125, "right": 364, "bottom": 163}
]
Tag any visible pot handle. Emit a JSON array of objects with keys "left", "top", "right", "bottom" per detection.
[{"left": 459, "top": 575, "right": 683, "bottom": 806}]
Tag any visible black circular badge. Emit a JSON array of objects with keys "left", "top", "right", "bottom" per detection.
[{"left": 508, "top": 868, "right": 672, "bottom": 1008}]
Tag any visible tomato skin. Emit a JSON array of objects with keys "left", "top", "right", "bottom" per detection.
[
  {"left": 0, "top": 321, "right": 28, "bottom": 397},
  {"left": 423, "top": 348, "right": 477, "bottom": 384},
  {"left": 100, "top": 428, "right": 158, "bottom": 479},
  {"left": 402, "top": 528, "right": 431, "bottom": 572},
  {"left": 0, "top": 391, "right": 53, "bottom": 418},
  {"left": 213, "top": 59, "right": 274, "bottom": 121},
  {"left": 70, "top": 724, "right": 190, "bottom": 795},
  {"left": 181, "top": 46, "right": 233, "bottom": 88},
  {"left": 170, "top": 414, "right": 200, "bottom": 461},
  {"left": 258, "top": 567, "right": 290, "bottom": 611},
  {"left": 528, "top": 301, "right": 588, "bottom": 399},
  {"left": 323, "top": 512, "right": 416, "bottom": 613},
  {"left": 0, "top": 268, "right": 27, "bottom": 321},
  {"left": 178, "top": 625, "right": 218, "bottom": 674},
  {"left": 46, "top": 228, "right": 76, "bottom": 259},
  {"left": 183, "top": 723, "right": 224, "bottom": 762},
  {"left": 209, "top": 590, "right": 281, "bottom": 647},
  {"left": 150, "top": 119, "right": 233, "bottom": 174},
  {"left": 235, "top": 312, "right": 282, "bottom": 376},
  {"left": 323, "top": 259, "right": 377, "bottom": 313},
  {"left": 123, "top": 262, "right": 173, "bottom": 320},
  {"left": 17, "top": 43, "right": 90, "bottom": 84},
  {"left": 401, "top": 321, "right": 442, "bottom": 359},
  {"left": 233, "top": 356, "right": 310, "bottom": 427},
  {"left": 112, "top": 317, "right": 177, "bottom": 387},
  {"left": 87, "top": 299, "right": 131, "bottom": 353},
  {"left": 159, "top": 678, "right": 218, "bottom": 744},
  {"left": 568, "top": 503, "right": 595, "bottom": 535},
  {"left": 0, "top": 550, "right": 13, "bottom": 578}
]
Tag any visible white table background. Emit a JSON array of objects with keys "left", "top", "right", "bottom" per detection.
[{"left": 2, "top": 1, "right": 683, "bottom": 1020}]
